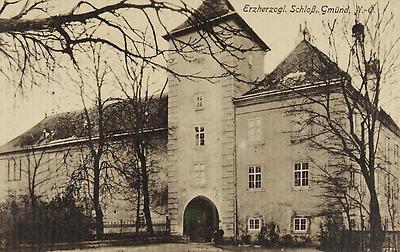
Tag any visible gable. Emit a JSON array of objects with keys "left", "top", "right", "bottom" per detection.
[
  {"left": 247, "top": 40, "right": 349, "bottom": 94},
  {"left": 163, "top": 0, "right": 269, "bottom": 52}
]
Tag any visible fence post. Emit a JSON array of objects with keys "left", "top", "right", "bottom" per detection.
[{"left": 120, "top": 220, "right": 123, "bottom": 233}]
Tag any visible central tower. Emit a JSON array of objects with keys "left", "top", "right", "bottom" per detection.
[{"left": 163, "top": 0, "right": 269, "bottom": 240}]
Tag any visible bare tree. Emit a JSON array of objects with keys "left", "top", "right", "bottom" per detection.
[
  {"left": 111, "top": 147, "right": 143, "bottom": 233},
  {"left": 283, "top": 3, "right": 400, "bottom": 251},
  {"left": 12, "top": 146, "right": 66, "bottom": 242},
  {"left": 111, "top": 135, "right": 167, "bottom": 234},
  {"left": 0, "top": 0, "right": 264, "bottom": 89},
  {"left": 108, "top": 48, "right": 168, "bottom": 234},
  {"left": 22, "top": 148, "right": 57, "bottom": 210},
  {"left": 66, "top": 43, "right": 116, "bottom": 238}
]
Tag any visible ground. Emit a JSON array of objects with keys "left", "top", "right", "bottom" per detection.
[{"left": 53, "top": 243, "right": 321, "bottom": 252}]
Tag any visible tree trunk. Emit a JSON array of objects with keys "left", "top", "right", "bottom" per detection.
[
  {"left": 29, "top": 180, "right": 39, "bottom": 244},
  {"left": 30, "top": 192, "right": 38, "bottom": 244},
  {"left": 93, "top": 158, "right": 104, "bottom": 239},
  {"left": 344, "top": 209, "right": 353, "bottom": 248},
  {"left": 136, "top": 187, "right": 141, "bottom": 233},
  {"left": 140, "top": 157, "right": 154, "bottom": 234},
  {"left": 369, "top": 191, "right": 384, "bottom": 252}
]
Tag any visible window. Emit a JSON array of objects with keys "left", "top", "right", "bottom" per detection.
[
  {"left": 194, "top": 57, "right": 204, "bottom": 64},
  {"left": 8, "top": 159, "right": 22, "bottom": 181},
  {"left": 290, "top": 115, "right": 312, "bottom": 144},
  {"left": 394, "top": 144, "right": 399, "bottom": 164},
  {"left": 249, "top": 54, "right": 253, "bottom": 67},
  {"left": 394, "top": 178, "right": 400, "bottom": 199},
  {"left": 248, "top": 166, "right": 262, "bottom": 189},
  {"left": 353, "top": 113, "right": 364, "bottom": 135},
  {"left": 195, "top": 95, "right": 204, "bottom": 109},
  {"left": 384, "top": 218, "right": 389, "bottom": 231},
  {"left": 294, "top": 162, "right": 309, "bottom": 187},
  {"left": 248, "top": 118, "right": 262, "bottom": 142},
  {"left": 385, "top": 173, "right": 391, "bottom": 193},
  {"left": 248, "top": 218, "right": 261, "bottom": 231},
  {"left": 353, "top": 113, "right": 359, "bottom": 133},
  {"left": 385, "top": 137, "right": 390, "bottom": 162},
  {"left": 194, "top": 162, "right": 206, "bottom": 186},
  {"left": 375, "top": 172, "right": 380, "bottom": 192},
  {"left": 293, "top": 217, "right": 308, "bottom": 232},
  {"left": 195, "top": 126, "right": 205, "bottom": 146},
  {"left": 350, "top": 168, "right": 356, "bottom": 188},
  {"left": 248, "top": 54, "right": 254, "bottom": 71},
  {"left": 350, "top": 219, "right": 356, "bottom": 229},
  {"left": 359, "top": 173, "right": 367, "bottom": 194}
]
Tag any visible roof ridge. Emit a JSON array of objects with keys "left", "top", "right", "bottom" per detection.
[
  {"left": 246, "top": 39, "right": 348, "bottom": 94},
  {"left": 0, "top": 96, "right": 169, "bottom": 153},
  {"left": 170, "top": 0, "right": 235, "bottom": 33}
]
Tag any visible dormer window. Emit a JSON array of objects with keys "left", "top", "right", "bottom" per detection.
[
  {"left": 83, "top": 119, "right": 91, "bottom": 131},
  {"left": 43, "top": 129, "right": 52, "bottom": 139}
]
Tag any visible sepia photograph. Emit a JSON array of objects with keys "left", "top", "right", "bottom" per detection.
[{"left": 0, "top": 0, "right": 399, "bottom": 251}]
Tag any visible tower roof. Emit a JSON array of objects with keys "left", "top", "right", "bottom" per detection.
[
  {"left": 163, "top": 0, "right": 269, "bottom": 51},
  {"left": 171, "top": 0, "right": 234, "bottom": 32},
  {"left": 248, "top": 40, "right": 349, "bottom": 94}
]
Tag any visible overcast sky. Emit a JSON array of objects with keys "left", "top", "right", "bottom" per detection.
[{"left": 0, "top": 0, "right": 399, "bottom": 145}]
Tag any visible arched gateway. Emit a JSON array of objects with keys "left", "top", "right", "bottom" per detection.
[{"left": 183, "top": 196, "right": 219, "bottom": 242}]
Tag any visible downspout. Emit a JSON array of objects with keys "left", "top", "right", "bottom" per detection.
[
  {"left": 233, "top": 97, "right": 239, "bottom": 244},
  {"left": 230, "top": 71, "right": 239, "bottom": 244}
]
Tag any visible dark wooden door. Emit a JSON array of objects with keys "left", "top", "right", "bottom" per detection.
[{"left": 183, "top": 197, "right": 218, "bottom": 242}]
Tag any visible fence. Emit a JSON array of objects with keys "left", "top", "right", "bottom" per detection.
[
  {"left": 103, "top": 216, "right": 170, "bottom": 235},
  {"left": 344, "top": 231, "right": 400, "bottom": 251}
]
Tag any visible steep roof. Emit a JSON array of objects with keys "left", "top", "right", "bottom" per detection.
[
  {"left": 379, "top": 109, "right": 400, "bottom": 138},
  {"left": 0, "top": 111, "right": 82, "bottom": 152},
  {"left": 247, "top": 40, "right": 349, "bottom": 94},
  {"left": 164, "top": 0, "right": 269, "bottom": 51},
  {"left": 0, "top": 97, "right": 168, "bottom": 153},
  {"left": 171, "top": 0, "right": 234, "bottom": 32}
]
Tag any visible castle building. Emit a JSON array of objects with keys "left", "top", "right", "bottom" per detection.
[
  {"left": 163, "top": 0, "right": 268, "bottom": 241},
  {"left": 0, "top": 99, "right": 169, "bottom": 227},
  {"left": 1, "top": 0, "right": 400, "bottom": 244},
  {"left": 163, "top": 0, "right": 400, "bottom": 242}
]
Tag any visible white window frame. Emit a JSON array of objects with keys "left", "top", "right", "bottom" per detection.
[
  {"left": 294, "top": 162, "right": 309, "bottom": 188},
  {"left": 193, "top": 162, "right": 206, "bottom": 186},
  {"left": 8, "top": 159, "right": 21, "bottom": 181},
  {"left": 194, "top": 94, "right": 204, "bottom": 110},
  {"left": 293, "top": 217, "right": 308, "bottom": 233},
  {"left": 248, "top": 118, "right": 262, "bottom": 143},
  {"left": 194, "top": 125, "right": 205, "bottom": 146},
  {"left": 248, "top": 218, "right": 261, "bottom": 231},
  {"left": 248, "top": 165, "right": 262, "bottom": 189}
]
